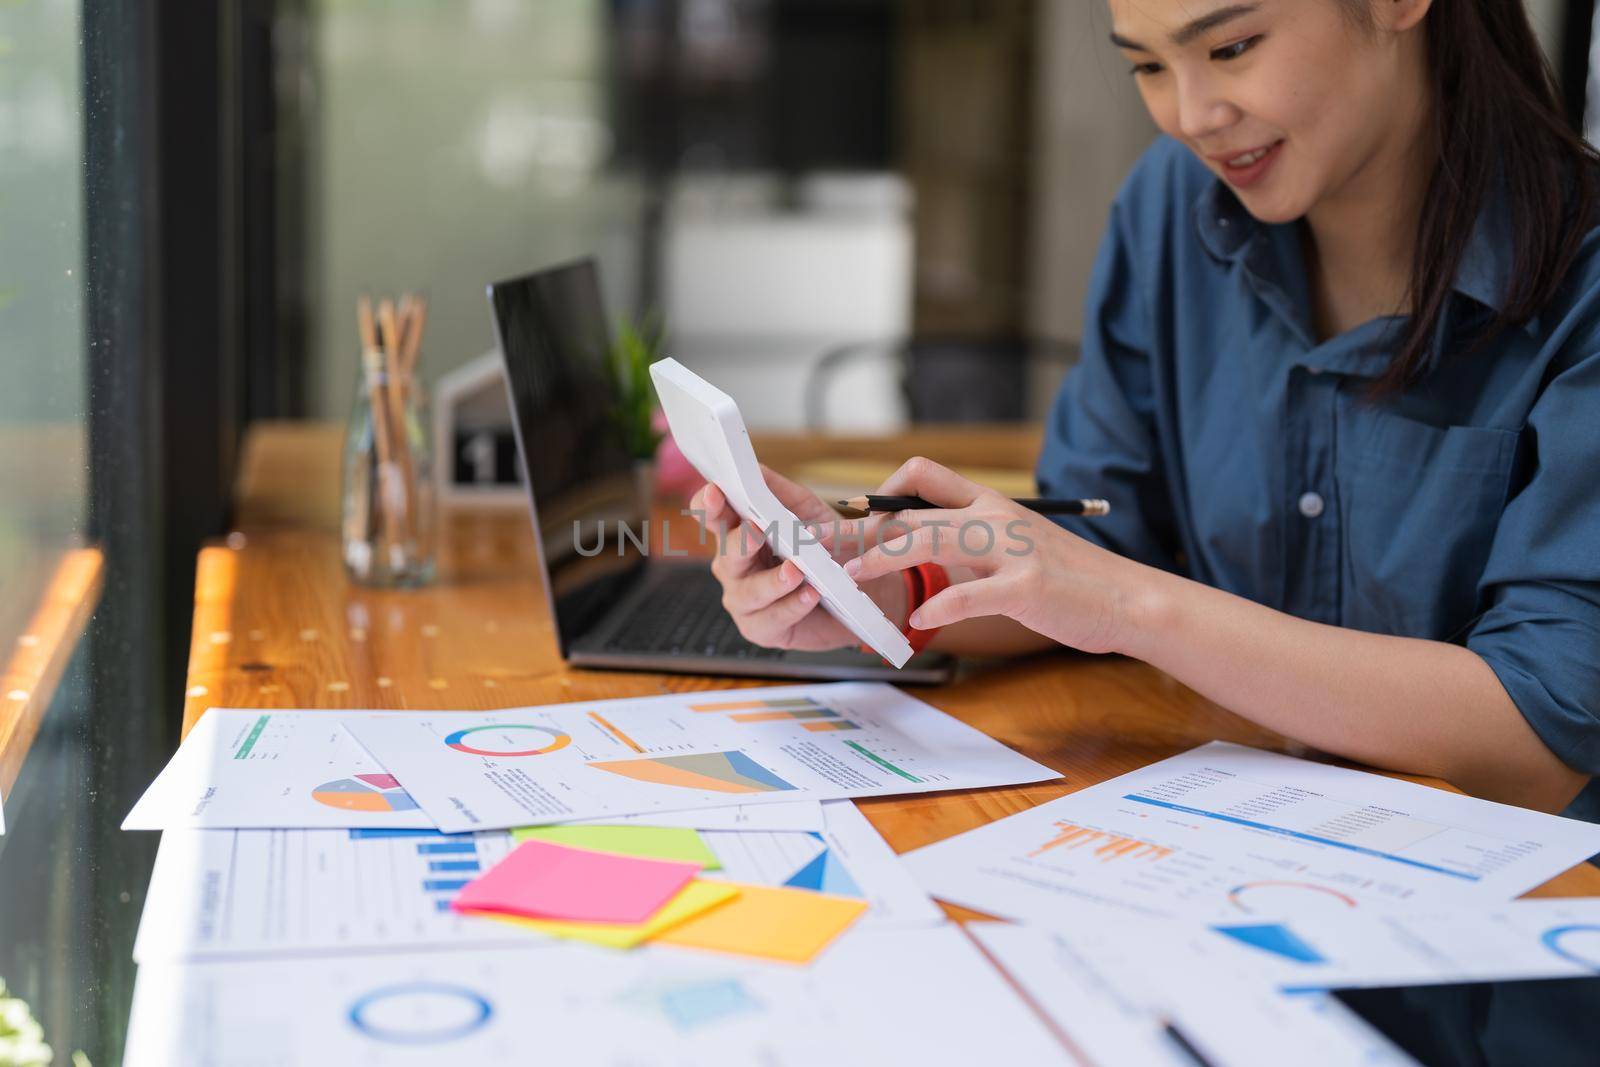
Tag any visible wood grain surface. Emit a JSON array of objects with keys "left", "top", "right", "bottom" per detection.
[
  {"left": 182, "top": 423, "right": 1600, "bottom": 904},
  {"left": 1, "top": 547, "right": 102, "bottom": 800}
]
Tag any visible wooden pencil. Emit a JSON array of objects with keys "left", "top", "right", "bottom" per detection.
[
  {"left": 837, "top": 495, "right": 1111, "bottom": 516},
  {"left": 377, "top": 297, "right": 416, "bottom": 547},
  {"left": 357, "top": 295, "right": 400, "bottom": 554}
]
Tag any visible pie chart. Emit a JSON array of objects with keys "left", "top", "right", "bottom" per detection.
[
  {"left": 444, "top": 724, "right": 571, "bottom": 757},
  {"left": 312, "top": 773, "right": 420, "bottom": 812}
]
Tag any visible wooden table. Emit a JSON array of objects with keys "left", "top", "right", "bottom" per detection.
[
  {"left": 0, "top": 422, "right": 100, "bottom": 804},
  {"left": 1, "top": 547, "right": 101, "bottom": 805},
  {"left": 183, "top": 421, "right": 1600, "bottom": 910}
]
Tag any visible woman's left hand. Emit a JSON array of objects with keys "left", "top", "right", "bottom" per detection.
[{"left": 843, "top": 457, "right": 1156, "bottom": 655}]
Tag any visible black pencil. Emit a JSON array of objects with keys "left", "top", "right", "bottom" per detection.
[
  {"left": 837, "top": 494, "right": 1110, "bottom": 516},
  {"left": 1162, "top": 1021, "right": 1218, "bottom": 1067}
]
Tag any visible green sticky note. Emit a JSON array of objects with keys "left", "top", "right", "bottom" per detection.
[{"left": 511, "top": 824, "right": 721, "bottom": 870}]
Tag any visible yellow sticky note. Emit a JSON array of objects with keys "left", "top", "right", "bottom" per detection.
[
  {"left": 655, "top": 882, "right": 868, "bottom": 963},
  {"left": 511, "top": 824, "right": 721, "bottom": 869},
  {"left": 464, "top": 879, "right": 739, "bottom": 950}
]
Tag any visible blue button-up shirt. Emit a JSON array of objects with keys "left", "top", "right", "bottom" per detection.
[{"left": 1038, "top": 136, "right": 1600, "bottom": 820}]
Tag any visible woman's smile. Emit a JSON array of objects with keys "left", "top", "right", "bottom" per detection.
[{"left": 1206, "top": 138, "right": 1286, "bottom": 189}]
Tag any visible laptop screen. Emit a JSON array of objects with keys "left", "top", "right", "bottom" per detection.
[{"left": 487, "top": 258, "right": 650, "bottom": 655}]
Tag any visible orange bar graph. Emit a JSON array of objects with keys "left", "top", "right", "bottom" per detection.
[
  {"left": 729, "top": 708, "right": 837, "bottom": 723},
  {"left": 1029, "top": 821, "right": 1173, "bottom": 862},
  {"left": 587, "top": 711, "right": 645, "bottom": 753},
  {"left": 802, "top": 721, "right": 861, "bottom": 732},
  {"left": 689, "top": 698, "right": 820, "bottom": 713}
]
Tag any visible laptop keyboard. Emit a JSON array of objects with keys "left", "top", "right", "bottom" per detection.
[{"left": 602, "top": 568, "right": 786, "bottom": 660}]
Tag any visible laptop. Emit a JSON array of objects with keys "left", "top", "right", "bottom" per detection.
[{"left": 487, "top": 257, "right": 954, "bottom": 683}]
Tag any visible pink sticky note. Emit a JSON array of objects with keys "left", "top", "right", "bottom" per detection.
[{"left": 451, "top": 839, "right": 701, "bottom": 924}]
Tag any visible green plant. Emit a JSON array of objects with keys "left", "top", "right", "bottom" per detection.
[
  {"left": 0, "top": 979, "right": 52, "bottom": 1067},
  {"left": 607, "top": 312, "right": 666, "bottom": 459}
]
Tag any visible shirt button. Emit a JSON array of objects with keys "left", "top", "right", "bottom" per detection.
[{"left": 1298, "top": 491, "right": 1325, "bottom": 518}]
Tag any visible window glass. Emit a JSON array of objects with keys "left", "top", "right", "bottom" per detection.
[
  {"left": 306, "top": 0, "right": 638, "bottom": 419},
  {"left": 0, "top": 0, "right": 87, "bottom": 634},
  {"left": 0, "top": 0, "right": 98, "bottom": 1058}
]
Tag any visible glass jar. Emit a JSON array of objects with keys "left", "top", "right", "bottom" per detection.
[{"left": 341, "top": 350, "right": 436, "bottom": 586}]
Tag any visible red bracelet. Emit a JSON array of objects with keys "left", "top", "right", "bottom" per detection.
[
  {"left": 903, "top": 562, "right": 949, "bottom": 655},
  {"left": 859, "top": 563, "right": 949, "bottom": 662}
]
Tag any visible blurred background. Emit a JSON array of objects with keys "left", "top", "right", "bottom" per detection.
[
  {"left": 0, "top": 0, "right": 1595, "bottom": 1061},
  {"left": 298, "top": 0, "right": 1155, "bottom": 432}
]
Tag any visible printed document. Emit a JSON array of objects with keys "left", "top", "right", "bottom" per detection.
[
  {"left": 123, "top": 709, "right": 436, "bottom": 831},
  {"left": 343, "top": 683, "right": 1057, "bottom": 832},
  {"left": 124, "top": 927, "right": 1072, "bottom": 1067},
  {"left": 970, "top": 922, "right": 1417, "bottom": 1067},
  {"left": 906, "top": 742, "right": 1600, "bottom": 924}
]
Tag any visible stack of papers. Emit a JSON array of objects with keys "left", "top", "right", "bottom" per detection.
[
  {"left": 119, "top": 684, "right": 1600, "bottom": 1065},
  {"left": 123, "top": 683, "right": 1057, "bottom": 832},
  {"left": 129, "top": 798, "right": 942, "bottom": 966},
  {"left": 121, "top": 682, "right": 1058, "bottom": 1063},
  {"left": 900, "top": 742, "right": 1600, "bottom": 1065}
]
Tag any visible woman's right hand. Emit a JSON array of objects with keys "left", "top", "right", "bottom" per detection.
[{"left": 689, "top": 467, "right": 904, "bottom": 652}]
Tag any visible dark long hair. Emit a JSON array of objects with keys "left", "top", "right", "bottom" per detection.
[{"left": 1377, "top": 0, "right": 1600, "bottom": 391}]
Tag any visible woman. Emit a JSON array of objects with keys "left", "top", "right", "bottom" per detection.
[{"left": 691, "top": 0, "right": 1600, "bottom": 818}]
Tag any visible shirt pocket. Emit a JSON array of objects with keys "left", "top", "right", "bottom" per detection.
[{"left": 1335, "top": 406, "right": 1519, "bottom": 639}]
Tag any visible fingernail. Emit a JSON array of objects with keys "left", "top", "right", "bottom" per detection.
[
  {"left": 784, "top": 563, "right": 800, "bottom": 584},
  {"left": 800, "top": 588, "right": 818, "bottom": 606},
  {"left": 908, "top": 609, "right": 925, "bottom": 629},
  {"left": 843, "top": 558, "right": 861, "bottom": 577}
]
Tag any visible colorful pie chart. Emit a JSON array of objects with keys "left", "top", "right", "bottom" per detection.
[
  {"left": 312, "top": 773, "right": 420, "bottom": 812},
  {"left": 444, "top": 724, "right": 572, "bottom": 757}
]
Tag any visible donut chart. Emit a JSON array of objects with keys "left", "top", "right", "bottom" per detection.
[
  {"left": 444, "top": 724, "right": 571, "bottom": 757},
  {"left": 1226, "top": 880, "right": 1358, "bottom": 915},
  {"left": 1541, "top": 924, "right": 1600, "bottom": 973},
  {"left": 347, "top": 982, "right": 493, "bottom": 1045}
]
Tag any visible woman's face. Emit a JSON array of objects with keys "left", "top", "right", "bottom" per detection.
[{"left": 1107, "top": 0, "right": 1426, "bottom": 223}]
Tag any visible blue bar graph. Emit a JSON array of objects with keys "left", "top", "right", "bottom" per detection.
[
  {"left": 348, "top": 828, "right": 448, "bottom": 840},
  {"left": 423, "top": 878, "right": 472, "bottom": 892},
  {"left": 417, "top": 841, "right": 478, "bottom": 855},
  {"left": 428, "top": 860, "right": 481, "bottom": 873}
]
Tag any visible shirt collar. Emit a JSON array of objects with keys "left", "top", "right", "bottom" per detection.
[
  {"left": 1453, "top": 177, "right": 1517, "bottom": 318},
  {"left": 1194, "top": 181, "right": 1322, "bottom": 353},
  {"left": 1192, "top": 175, "right": 1527, "bottom": 327},
  {"left": 1193, "top": 179, "right": 1255, "bottom": 263}
]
